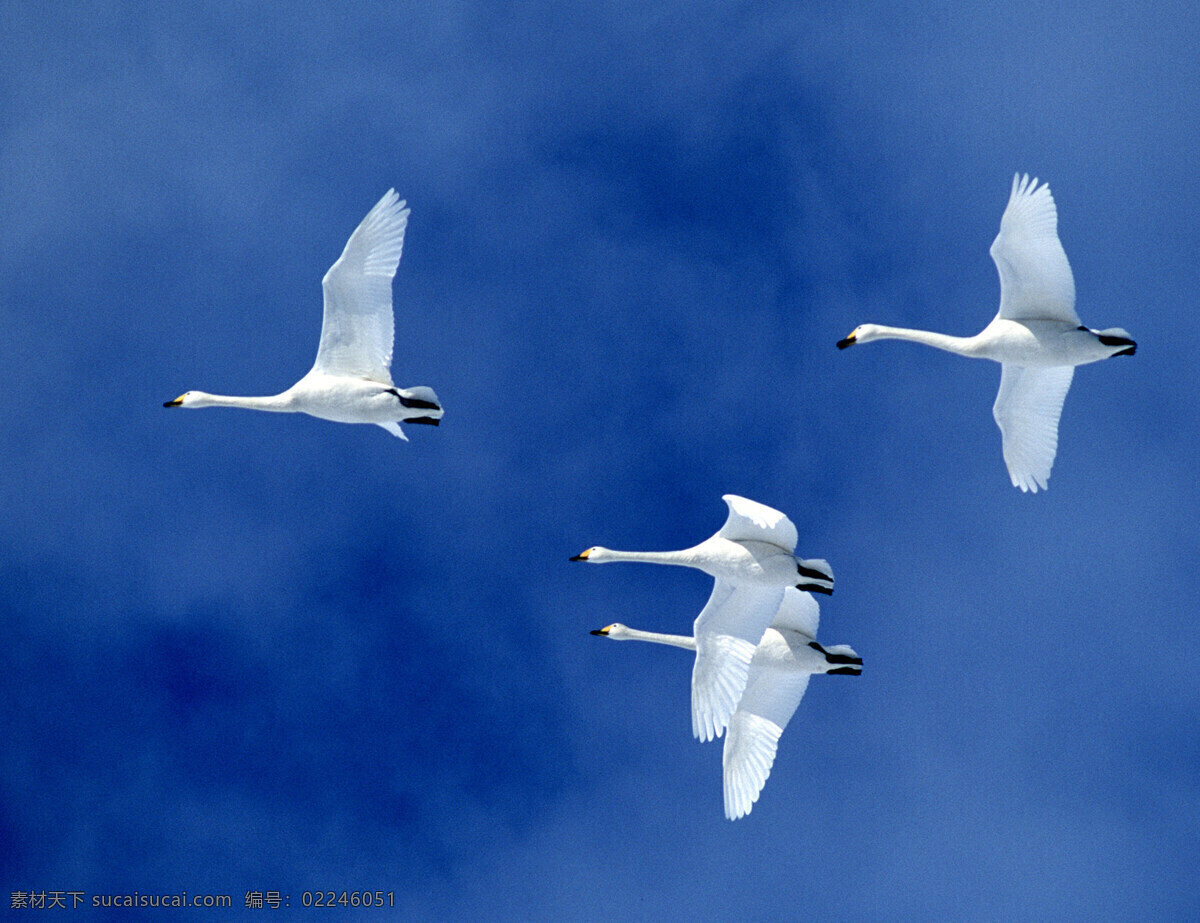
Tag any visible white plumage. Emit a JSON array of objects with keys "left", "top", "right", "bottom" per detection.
[
  {"left": 838, "top": 174, "right": 1135, "bottom": 491},
  {"left": 591, "top": 588, "right": 861, "bottom": 820},
  {"left": 165, "top": 190, "right": 443, "bottom": 441},
  {"left": 572, "top": 495, "right": 834, "bottom": 742}
]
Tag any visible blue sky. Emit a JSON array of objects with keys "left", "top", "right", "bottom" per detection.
[{"left": 3, "top": 1, "right": 1198, "bottom": 918}]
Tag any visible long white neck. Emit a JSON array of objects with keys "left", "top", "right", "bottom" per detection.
[
  {"left": 613, "top": 627, "right": 697, "bottom": 651},
  {"left": 862, "top": 325, "right": 981, "bottom": 357},
  {"left": 589, "top": 548, "right": 697, "bottom": 566},
  {"left": 189, "top": 391, "right": 294, "bottom": 412}
]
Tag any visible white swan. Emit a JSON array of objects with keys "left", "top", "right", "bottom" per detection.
[
  {"left": 571, "top": 494, "right": 833, "bottom": 742},
  {"left": 164, "top": 190, "right": 443, "bottom": 440},
  {"left": 837, "top": 174, "right": 1135, "bottom": 491},
  {"left": 591, "top": 588, "right": 861, "bottom": 820}
]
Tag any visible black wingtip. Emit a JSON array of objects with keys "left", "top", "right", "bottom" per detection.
[
  {"left": 827, "top": 666, "right": 862, "bottom": 676},
  {"left": 406, "top": 416, "right": 440, "bottom": 426},
  {"left": 1114, "top": 345, "right": 1136, "bottom": 357},
  {"left": 797, "top": 584, "right": 834, "bottom": 595}
]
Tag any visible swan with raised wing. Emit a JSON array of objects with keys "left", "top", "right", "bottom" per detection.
[
  {"left": 164, "top": 189, "right": 442, "bottom": 441},
  {"left": 571, "top": 494, "right": 833, "bottom": 742},
  {"left": 838, "top": 174, "right": 1134, "bottom": 491},
  {"left": 592, "top": 588, "right": 861, "bottom": 820}
]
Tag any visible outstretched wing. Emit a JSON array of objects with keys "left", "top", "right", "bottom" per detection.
[
  {"left": 993, "top": 363, "right": 1074, "bottom": 493},
  {"left": 717, "top": 494, "right": 798, "bottom": 552},
  {"left": 989, "top": 174, "right": 1078, "bottom": 324},
  {"left": 722, "top": 661, "right": 811, "bottom": 820},
  {"left": 314, "top": 189, "right": 409, "bottom": 381},
  {"left": 771, "top": 588, "right": 820, "bottom": 639},
  {"left": 691, "top": 581, "right": 784, "bottom": 743}
]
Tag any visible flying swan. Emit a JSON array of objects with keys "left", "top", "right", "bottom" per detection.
[
  {"left": 837, "top": 174, "right": 1135, "bottom": 491},
  {"left": 164, "top": 190, "right": 443, "bottom": 440},
  {"left": 571, "top": 494, "right": 834, "bottom": 743},
  {"left": 592, "top": 588, "right": 861, "bottom": 820}
]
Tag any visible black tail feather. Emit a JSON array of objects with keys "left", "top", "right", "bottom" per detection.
[
  {"left": 808, "top": 641, "right": 861, "bottom": 665},
  {"left": 797, "top": 563, "right": 832, "bottom": 581},
  {"left": 400, "top": 397, "right": 442, "bottom": 410},
  {"left": 387, "top": 388, "right": 442, "bottom": 410}
]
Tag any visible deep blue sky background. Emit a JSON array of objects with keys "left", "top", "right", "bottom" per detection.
[{"left": 3, "top": 1, "right": 1198, "bottom": 918}]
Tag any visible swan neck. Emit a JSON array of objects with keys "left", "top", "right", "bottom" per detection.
[
  {"left": 619, "top": 627, "right": 697, "bottom": 650},
  {"left": 597, "top": 549, "right": 695, "bottom": 566},
  {"left": 196, "top": 392, "right": 293, "bottom": 412},
  {"left": 867, "top": 325, "right": 978, "bottom": 356}
]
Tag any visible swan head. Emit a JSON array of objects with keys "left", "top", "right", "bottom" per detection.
[
  {"left": 590, "top": 623, "right": 632, "bottom": 639},
  {"left": 163, "top": 391, "right": 212, "bottom": 408},
  {"left": 837, "top": 324, "right": 881, "bottom": 349},
  {"left": 570, "top": 546, "right": 615, "bottom": 563}
]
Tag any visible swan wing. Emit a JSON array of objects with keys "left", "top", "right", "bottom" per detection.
[
  {"left": 717, "top": 494, "right": 798, "bottom": 552},
  {"left": 723, "top": 662, "right": 811, "bottom": 820},
  {"left": 314, "top": 189, "right": 409, "bottom": 380},
  {"left": 993, "top": 364, "right": 1074, "bottom": 492},
  {"left": 770, "top": 588, "right": 820, "bottom": 639},
  {"left": 691, "top": 581, "right": 785, "bottom": 743},
  {"left": 989, "top": 174, "right": 1079, "bottom": 324}
]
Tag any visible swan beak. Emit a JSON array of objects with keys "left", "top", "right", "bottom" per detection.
[
  {"left": 163, "top": 395, "right": 185, "bottom": 407},
  {"left": 590, "top": 626, "right": 611, "bottom": 636},
  {"left": 836, "top": 332, "right": 857, "bottom": 349},
  {"left": 569, "top": 549, "right": 591, "bottom": 561}
]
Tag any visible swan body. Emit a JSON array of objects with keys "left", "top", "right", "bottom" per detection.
[
  {"left": 572, "top": 494, "right": 833, "bottom": 742},
  {"left": 838, "top": 174, "right": 1135, "bottom": 492},
  {"left": 164, "top": 190, "right": 443, "bottom": 441},
  {"left": 591, "top": 588, "right": 861, "bottom": 820},
  {"left": 844, "top": 319, "right": 1130, "bottom": 368}
]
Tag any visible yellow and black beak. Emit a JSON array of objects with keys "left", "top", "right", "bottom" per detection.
[
  {"left": 569, "top": 549, "right": 591, "bottom": 561},
  {"left": 163, "top": 395, "right": 185, "bottom": 407},
  {"left": 836, "top": 332, "right": 857, "bottom": 350},
  {"left": 589, "top": 626, "right": 611, "bottom": 636}
]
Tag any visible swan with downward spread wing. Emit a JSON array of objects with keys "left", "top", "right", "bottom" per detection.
[
  {"left": 592, "top": 588, "right": 860, "bottom": 820},
  {"left": 571, "top": 494, "right": 833, "bottom": 743},
  {"left": 838, "top": 174, "right": 1134, "bottom": 491}
]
